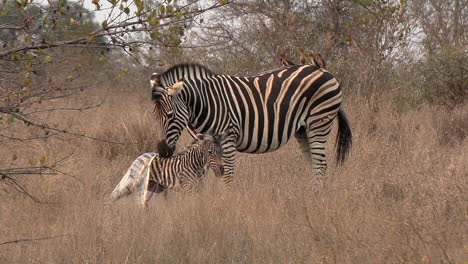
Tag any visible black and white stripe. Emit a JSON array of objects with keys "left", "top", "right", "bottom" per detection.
[
  {"left": 151, "top": 63, "right": 352, "bottom": 185},
  {"left": 109, "top": 134, "right": 225, "bottom": 206}
]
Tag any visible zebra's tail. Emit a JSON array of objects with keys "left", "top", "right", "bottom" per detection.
[
  {"left": 109, "top": 166, "right": 137, "bottom": 201},
  {"left": 108, "top": 153, "right": 157, "bottom": 202},
  {"left": 335, "top": 107, "right": 352, "bottom": 165}
]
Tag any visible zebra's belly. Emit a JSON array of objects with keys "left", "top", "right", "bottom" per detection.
[
  {"left": 235, "top": 124, "right": 301, "bottom": 154},
  {"left": 236, "top": 140, "right": 290, "bottom": 154}
]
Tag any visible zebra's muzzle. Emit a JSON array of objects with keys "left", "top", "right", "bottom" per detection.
[{"left": 157, "top": 141, "right": 175, "bottom": 158}]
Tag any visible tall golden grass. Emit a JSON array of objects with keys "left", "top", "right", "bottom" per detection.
[{"left": 1, "top": 87, "right": 466, "bottom": 263}]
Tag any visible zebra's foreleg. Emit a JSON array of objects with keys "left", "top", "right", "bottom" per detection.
[
  {"left": 294, "top": 127, "right": 310, "bottom": 155},
  {"left": 144, "top": 181, "right": 166, "bottom": 207},
  {"left": 220, "top": 136, "right": 237, "bottom": 186},
  {"left": 180, "top": 172, "right": 195, "bottom": 193}
]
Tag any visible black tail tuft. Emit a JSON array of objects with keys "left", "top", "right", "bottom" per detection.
[{"left": 335, "top": 108, "right": 352, "bottom": 165}]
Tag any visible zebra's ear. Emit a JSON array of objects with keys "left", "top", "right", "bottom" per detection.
[
  {"left": 150, "top": 72, "right": 159, "bottom": 82},
  {"left": 167, "top": 79, "right": 184, "bottom": 96},
  {"left": 150, "top": 73, "right": 165, "bottom": 94}
]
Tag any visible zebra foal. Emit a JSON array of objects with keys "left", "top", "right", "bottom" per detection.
[{"left": 109, "top": 134, "right": 226, "bottom": 207}]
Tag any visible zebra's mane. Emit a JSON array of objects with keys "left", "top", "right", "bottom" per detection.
[
  {"left": 164, "top": 63, "right": 215, "bottom": 75},
  {"left": 158, "top": 63, "right": 215, "bottom": 86}
]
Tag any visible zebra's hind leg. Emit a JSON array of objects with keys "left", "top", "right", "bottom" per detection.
[
  {"left": 295, "top": 127, "right": 324, "bottom": 189},
  {"left": 298, "top": 116, "right": 335, "bottom": 189}
]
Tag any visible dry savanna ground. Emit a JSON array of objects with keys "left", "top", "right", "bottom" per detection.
[{"left": 1, "top": 84, "right": 466, "bottom": 263}]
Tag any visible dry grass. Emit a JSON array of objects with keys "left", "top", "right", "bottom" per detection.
[{"left": 0, "top": 86, "right": 466, "bottom": 264}]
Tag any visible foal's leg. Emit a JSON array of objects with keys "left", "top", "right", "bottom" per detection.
[{"left": 144, "top": 181, "right": 166, "bottom": 207}]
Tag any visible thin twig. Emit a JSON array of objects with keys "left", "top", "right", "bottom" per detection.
[
  {"left": 0, "top": 234, "right": 69, "bottom": 246},
  {"left": 0, "top": 173, "right": 45, "bottom": 203},
  {"left": 8, "top": 114, "right": 125, "bottom": 145}
]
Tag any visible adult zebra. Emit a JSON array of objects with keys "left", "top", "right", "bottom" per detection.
[{"left": 151, "top": 63, "right": 352, "bottom": 185}]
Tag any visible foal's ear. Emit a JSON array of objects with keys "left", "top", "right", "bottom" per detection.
[
  {"left": 215, "top": 132, "right": 229, "bottom": 142},
  {"left": 195, "top": 133, "right": 205, "bottom": 140},
  {"left": 167, "top": 79, "right": 184, "bottom": 96}
]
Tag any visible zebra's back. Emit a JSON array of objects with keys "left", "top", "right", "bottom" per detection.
[{"left": 191, "top": 64, "right": 342, "bottom": 153}]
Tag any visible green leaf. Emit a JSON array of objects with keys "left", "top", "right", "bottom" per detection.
[
  {"left": 107, "top": 0, "right": 117, "bottom": 7},
  {"left": 148, "top": 17, "right": 159, "bottom": 26},
  {"left": 159, "top": 5, "right": 165, "bottom": 15},
  {"left": 166, "top": 5, "right": 173, "bottom": 13},
  {"left": 219, "top": 0, "right": 228, "bottom": 5},
  {"left": 171, "top": 47, "right": 181, "bottom": 56},
  {"left": 43, "top": 55, "right": 52, "bottom": 63},
  {"left": 173, "top": 38, "right": 182, "bottom": 46},
  {"left": 199, "top": 18, "right": 204, "bottom": 23},
  {"left": 59, "top": 8, "right": 66, "bottom": 16},
  {"left": 149, "top": 31, "right": 158, "bottom": 40},
  {"left": 123, "top": 7, "right": 130, "bottom": 14},
  {"left": 175, "top": 11, "right": 182, "bottom": 19},
  {"left": 101, "top": 20, "right": 108, "bottom": 29},
  {"left": 19, "top": 9, "right": 27, "bottom": 18},
  {"left": 0, "top": 4, "right": 10, "bottom": 16},
  {"left": 12, "top": 153, "right": 18, "bottom": 161},
  {"left": 8, "top": 114, "right": 15, "bottom": 124},
  {"left": 135, "top": 0, "right": 144, "bottom": 13}
]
